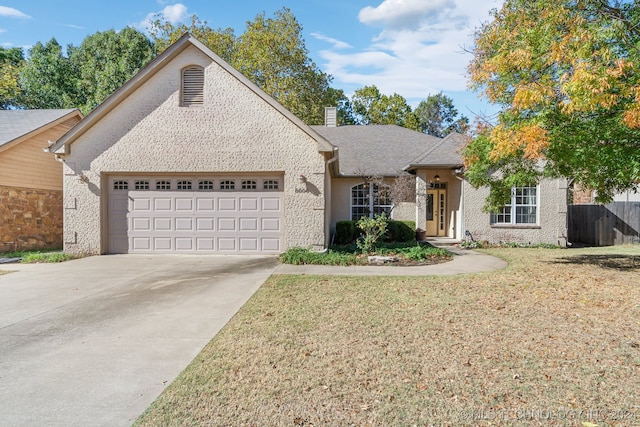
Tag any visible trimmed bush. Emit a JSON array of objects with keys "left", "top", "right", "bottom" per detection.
[
  {"left": 334, "top": 220, "right": 359, "bottom": 244},
  {"left": 386, "top": 220, "right": 415, "bottom": 242}
]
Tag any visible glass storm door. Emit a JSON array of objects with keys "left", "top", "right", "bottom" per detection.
[{"left": 426, "top": 187, "right": 447, "bottom": 237}]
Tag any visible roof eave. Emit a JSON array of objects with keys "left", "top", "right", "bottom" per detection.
[{"left": 2, "top": 109, "right": 83, "bottom": 154}]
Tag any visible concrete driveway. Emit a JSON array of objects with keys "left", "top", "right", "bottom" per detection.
[{"left": 0, "top": 254, "right": 279, "bottom": 427}]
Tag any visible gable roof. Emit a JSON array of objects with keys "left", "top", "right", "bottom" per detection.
[
  {"left": 403, "top": 132, "right": 468, "bottom": 172},
  {"left": 0, "top": 109, "right": 81, "bottom": 152},
  {"left": 49, "top": 33, "right": 334, "bottom": 155},
  {"left": 311, "top": 125, "right": 442, "bottom": 177}
]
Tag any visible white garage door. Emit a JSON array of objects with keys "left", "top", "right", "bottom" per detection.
[{"left": 107, "top": 176, "right": 283, "bottom": 254}]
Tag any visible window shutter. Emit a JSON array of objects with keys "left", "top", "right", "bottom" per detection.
[{"left": 182, "top": 66, "right": 204, "bottom": 107}]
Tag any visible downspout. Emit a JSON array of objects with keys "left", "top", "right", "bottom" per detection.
[
  {"left": 323, "top": 147, "right": 339, "bottom": 251},
  {"left": 454, "top": 168, "right": 465, "bottom": 241}
]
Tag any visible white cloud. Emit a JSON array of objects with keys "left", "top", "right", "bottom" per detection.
[
  {"left": 138, "top": 3, "right": 188, "bottom": 32},
  {"left": 310, "top": 33, "right": 352, "bottom": 50},
  {"left": 359, "top": 0, "right": 455, "bottom": 30},
  {"left": 317, "top": 0, "right": 502, "bottom": 111},
  {"left": 0, "top": 29, "right": 6, "bottom": 33},
  {"left": 65, "top": 24, "right": 85, "bottom": 30},
  {"left": 0, "top": 6, "right": 31, "bottom": 19}
]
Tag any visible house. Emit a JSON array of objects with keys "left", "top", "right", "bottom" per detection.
[
  {"left": 49, "top": 34, "right": 568, "bottom": 255},
  {"left": 0, "top": 109, "right": 82, "bottom": 252}
]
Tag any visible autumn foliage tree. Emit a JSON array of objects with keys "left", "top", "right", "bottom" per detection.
[{"left": 465, "top": 0, "right": 640, "bottom": 206}]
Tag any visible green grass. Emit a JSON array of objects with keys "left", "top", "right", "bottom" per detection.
[
  {"left": 0, "top": 249, "right": 79, "bottom": 263},
  {"left": 279, "top": 243, "right": 452, "bottom": 266},
  {"left": 135, "top": 245, "right": 640, "bottom": 427}
]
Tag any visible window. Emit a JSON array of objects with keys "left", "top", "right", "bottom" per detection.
[
  {"left": 181, "top": 65, "right": 204, "bottom": 107},
  {"left": 491, "top": 185, "right": 539, "bottom": 225},
  {"left": 177, "top": 180, "right": 192, "bottom": 190},
  {"left": 351, "top": 183, "right": 392, "bottom": 220},
  {"left": 220, "top": 180, "right": 235, "bottom": 190},
  {"left": 113, "top": 180, "right": 128, "bottom": 190},
  {"left": 134, "top": 180, "right": 149, "bottom": 190},
  {"left": 156, "top": 180, "right": 171, "bottom": 190},
  {"left": 199, "top": 180, "right": 214, "bottom": 190},
  {"left": 263, "top": 179, "right": 279, "bottom": 190},
  {"left": 241, "top": 180, "right": 257, "bottom": 190}
]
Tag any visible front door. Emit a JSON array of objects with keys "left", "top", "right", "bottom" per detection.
[{"left": 426, "top": 186, "right": 447, "bottom": 237}]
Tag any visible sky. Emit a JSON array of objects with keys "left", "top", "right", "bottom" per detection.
[{"left": 0, "top": 0, "right": 503, "bottom": 119}]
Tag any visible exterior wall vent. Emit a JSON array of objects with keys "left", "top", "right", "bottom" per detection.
[
  {"left": 181, "top": 65, "right": 204, "bottom": 107},
  {"left": 324, "top": 106, "right": 337, "bottom": 127}
]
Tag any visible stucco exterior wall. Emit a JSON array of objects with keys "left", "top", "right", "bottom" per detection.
[
  {"left": 463, "top": 178, "right": 568, "bottom": 246},
  {"left": 330, "top": 177, "right": 416, "bottom": 228},
  {"left": 62, "top": 45, "right": 327, "bottom": 255}
]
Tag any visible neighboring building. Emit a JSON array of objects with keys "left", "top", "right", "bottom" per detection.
[
  {"left": 49, "top": 34, "right": 568, "bottom": 255},
  {"left": 0, "top": 109, "right": 82, "bottom": 252}
]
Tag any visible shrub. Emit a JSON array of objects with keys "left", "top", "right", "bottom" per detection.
[
  {"left": 356, "top": 214, "right": 389, "bottom": 254},
  {"left": 386, "top": 220, "right": 416, "bottom": 242},
  {"left": 279, "top": 247, "right": 358, "bottom": 266},
  {"left": 334, "top": 220, "right": 359, "bottom": 244}
]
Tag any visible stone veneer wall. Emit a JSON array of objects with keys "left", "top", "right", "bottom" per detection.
[{"left": 0, "top": 185, "right": 63, "bottom": 252}]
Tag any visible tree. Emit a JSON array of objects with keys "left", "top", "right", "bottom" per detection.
[
  {"left": 350, "top": 85, "right": 418, "bottom": 129},
  {"left": 0, "top": 47, "right": 24, "bottom": 109},
  {"left": 18, "top": 38, "right": 79, "bottom": 109},
  {"left": 150, "top": 8, "right": 336, "bottom": 125},
  {"left": 70, "top": 27, "right": 155, "bottom": 114},
  {"left": 465, "top": 0, "right": 640, "bottom": 205},
  {"left": 415, "top": 92, "right": 469, "bottom": 137}
]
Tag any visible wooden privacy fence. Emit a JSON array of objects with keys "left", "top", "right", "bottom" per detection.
[{"left": 568, "top": 202, "right": 640, "bottom": 246}]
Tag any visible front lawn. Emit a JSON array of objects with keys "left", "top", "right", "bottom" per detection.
[{"left": 135, "top": 246, "right": 640, "bottom": 426}]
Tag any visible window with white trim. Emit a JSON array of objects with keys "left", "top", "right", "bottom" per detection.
[
  {"left": 134, "top": 180, "right": 149, "bottom": 190},
  {"left": 181, "top": 65, "right": 204, "bottom": 107},
  {"left": 113, "top": 180, "right": 128, "bottom": 190},
  {"left": 351, "top": 183, "right": 392, "bottom": 220},
  {"left": 177, "top": 180, "right": 192, "bottom": 190},
  {"left": 220, "top": 180, "right": 235, "bottom": 190},
  {"left": 241, "top": 180, "right": 257, "bottom": 190},
  {"left": 156, "top": 180, "right": 171, "bottom": 190},
  {"left": 491, "top": 185, "right": 539, "bottom": 225},
  {"left": 199, "top": 180, "right": 214, "bottom": 190},
  {"left": 263, "top": 179, "right": 279, "bottom": 190}
]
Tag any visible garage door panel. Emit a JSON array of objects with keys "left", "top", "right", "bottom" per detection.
[
  {"left": 154, "top": 218, "right": 172, "bottom": 231},
  {"left": 218, "top": 198, "right": 236, "bottom": 211},
  {"left": 262, "top": 198, "right": 281, "bottom": 211},
  {"left": 154, "top": 198, "right": 172, "bottom": 210},
  {"left": 109, "top": 181, "right": 283, "bottom": 254},
  {"left": 132, "top": 217, "right": 151, "bottom": 231},
  {"left": 240, "top": 218, "right": 258, "bottom": 231},
  {"left": 262, "top": 217, "right": 281, "bottom": 232},
  {"left": 175, "top": 217, "right": 194, "bottom": 231},
  {"left": 240, "top": 197, "right": 258, "bottom": 211},
  {"left": 196, "top": 197, "right": 215, "bottom": 211},
  {"left": 262, "top": 238, "right": 281, "bottom": 252},
  {"left": 175, "top": 198, "right": 193, "bottom": 211},
  {"left": 218, "top": 217, "right": 237, "bottom": 231},
  {"left": 196, "top": 218, "right": 215, "bottom": 231},
  {"left": 218, "top": 238, "right": 236, "bottom": 251}
]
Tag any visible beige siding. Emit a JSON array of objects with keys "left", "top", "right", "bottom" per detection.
[
  {"left": 63, "top": 45, "right": 327, "bottom": 255},
  {"left": 0, "top": 125, "right": 68, "bottom": 191}
]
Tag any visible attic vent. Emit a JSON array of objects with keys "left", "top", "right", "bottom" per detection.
[
  {"left": 181, "top": 65, "right": 204, "bottom": 107},
  {"left": 324, "top": 107, "right": 337, "bottom": 127}
]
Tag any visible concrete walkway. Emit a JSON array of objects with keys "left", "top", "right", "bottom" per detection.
[{"left": 274, "top": 246, "right": 508, "bottom": 276}]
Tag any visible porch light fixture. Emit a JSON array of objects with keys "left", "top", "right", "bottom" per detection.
[
  {"left": 434, "top": 174, "right": 440, "bottom": 182},
  {"left": 298, "top": 174, "right": 307, "bottom": 183},
  {"left": 78, "top": 173, "right": 89, "bottom": 184}
]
